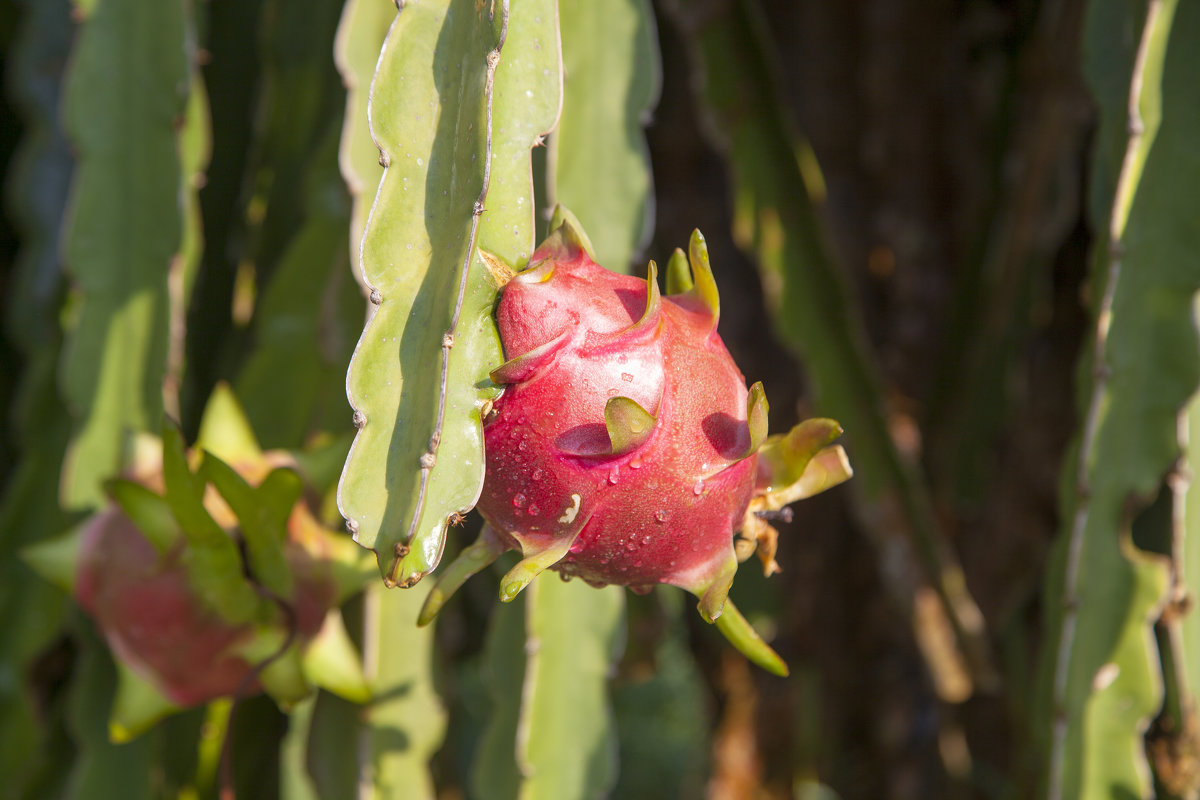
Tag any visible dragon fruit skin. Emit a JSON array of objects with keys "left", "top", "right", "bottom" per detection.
[{"left": 476, "top": 226, "right": 757, "bottom": 612}]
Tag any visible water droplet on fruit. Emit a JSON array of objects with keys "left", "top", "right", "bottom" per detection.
[
  {"left": 654, "top": 510, "right": 667, "bottom": 523},
  {"left": 531, "top": 468, "right": 543, "bottom": 481},
  {"left": 518, "top": 440, "right": 527, "bottom": 451},
  {"left": 629, "top": 457, "right": 642, "bottom": 469},
  {"left": 528, "top": 503, "right": 540, "bottom": 516},
  {"left": 608, "top": 466, "right": 620, "bottom": 484},
  {"left": 621, "top": 372, "right": 633, "bottom": 382},
  {"left": 642, "top": 534, "right": 651, "bottom": 544},
  {"left": 513, "top": 492, "right": 526, "bottom": 507},
  {"left": 692, "top": 479, "right": 704, "bottom": 495}
]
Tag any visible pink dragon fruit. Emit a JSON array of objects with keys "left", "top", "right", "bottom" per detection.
[
  {"left": 74, "top": 507, "right": 263, "bottom": 706},
  {"left": 70, "top": 503, "right": 340, "bottom": 708},
  {"left": 420, "top": 214, "right": 852, "bottom": 675},
  {"left": 24, "top": 388, "right": 374, "bottom": 735}
]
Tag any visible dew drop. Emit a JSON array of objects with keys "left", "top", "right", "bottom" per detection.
[
  {"left": 512, "top": 492, "right": 526, "bottom": 508},
  {"left": 692, "top": 479, "right": 704, "bottom": 495},
  {"left": 629, "top": 457, "right": 643, "bottom": 469},
  {"left": 625, "top": 540, "right": 636, "bottom": 551},
  {"left": 654, "top": 510, "right": 668, "bottom": 523},
  {"left": 642, "top": 534, "right": 651, "bottom": 544},
  {"left": 608, "top": 466, "right": 620, "bottom": 485},
  {"left": 528, "top": 503, "right": 540, "bottom": 516},
  {"left": 621, "top": 372, "right": 634, "bottom": 382},
  {"left": 518, "top": 440, "right": 528, "bottom": 451},
  {"left": 531, "top": 468, "right": 544, "bottom": 481}
]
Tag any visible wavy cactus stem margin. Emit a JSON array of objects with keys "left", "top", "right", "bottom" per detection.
[{"left": 414, "top": 214, "right": 852, "bottom": 675}]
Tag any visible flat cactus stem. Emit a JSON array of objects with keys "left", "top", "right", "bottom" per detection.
[
  {"left": 471, "top": 595, "right": 527, "bottom": 798},
  {"left": 233, "top": 137, "right": 365, "bottom": 448},
  {"left": 550, "top": 0, "right": 659, "bottom": 273},
  {"left": 1041, "top": 1, "right": 1197, "bottom": 798},
  {"left": 338, "top": 0, "right": 507, "bottom": 584},
  {"left": 340, "top": 0, "right": 563, "bottom": 588},
  {"left": 605, "top": 396, "right": 656, "bottom": 455},
  {"left": 334, "top": 0, "right": 396, "bottom": 287},
  {"left": 360, "top": 581, "right": 446, "bottom": 800},
  {"left": 713, "top": 599, "right": 788, "bottom": 677},
  {"left": 300, "top": 610, "right": 370, "bottom": 703},
  {"left": 515, "top": 577, "right": 625, "bottom": 799},
  {"left": 418, "top": 526, "right": 508, "bottom": 626},
  {"left": 58, "top": 0, "right": 191, "bottom": 511},
  {"left": 665, "top": 247, "right": 692, "bottom": 294}
]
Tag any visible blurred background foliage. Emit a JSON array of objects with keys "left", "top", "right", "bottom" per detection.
[{"left": 1, "top": 0, "right": 1199, "bottom": 798}]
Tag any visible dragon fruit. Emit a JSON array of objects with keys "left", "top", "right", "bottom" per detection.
[
  {"left": 419, "top": 213, "right": 852, "bottom": 675},
  {"left": 23, "top": 387, "right": 374, "bottom": 737}
]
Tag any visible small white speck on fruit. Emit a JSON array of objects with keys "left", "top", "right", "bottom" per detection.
[{"left": 558, "top": 493, "right": 581, "bottom": 524}]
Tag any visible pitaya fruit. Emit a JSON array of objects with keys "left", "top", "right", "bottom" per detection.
[
  {"left": 23, "top": 387, "right": 374, "bottom": 739},
  {"left": 418, "top": 212, "right": 852, "bottom": 675}
]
